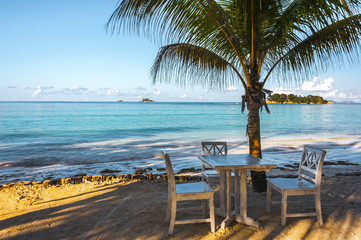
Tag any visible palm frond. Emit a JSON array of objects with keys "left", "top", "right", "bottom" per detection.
[
  {"left": 151, "top": 43, "right": 244, "bottom": 90},
  {"left": 107, "top": 1, "right": 235, "bottom": 50},
  {"left": 264, "top": 13, "right": 361, "bottom": 84}
]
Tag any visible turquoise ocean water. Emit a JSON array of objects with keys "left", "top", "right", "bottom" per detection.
[{"left": 0, "top": 102, "right": 361, "bottom": 184}]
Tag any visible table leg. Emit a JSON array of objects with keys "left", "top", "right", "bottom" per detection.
[
  {"left": 234, "top": 170, "right": 240, "bottom": 213},
  {"left": 240, "top": 169, "right": 247, "bottom": 219},
  {"left": 215, "top": 170, "right": 226, "bottom": 217},
  {"left": 219, "top": 170, "right": 226, "bottom": 213},
  {"left": 234, "top": 169, "right": 260, "bottom": 228},
  {"left": 221, "top": 170, "right": 233, "bottom": 229}
]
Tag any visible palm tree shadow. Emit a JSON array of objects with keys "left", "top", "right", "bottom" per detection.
[
  {"left": 0, "top": 181, "right": 168, "bottom": 240},
  {"left": 0, "top": 180, "right": 221, "bottom": 240}
]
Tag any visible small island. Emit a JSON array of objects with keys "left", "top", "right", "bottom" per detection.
[
  {"left": 138, "top": 98, "right": 155, "bottom": 103},
  {"left": 116, "top": 100, "right": 123, "bottom": 102},
  {"left": 267, "top": 94, "right": 333, "bottom": 104}
]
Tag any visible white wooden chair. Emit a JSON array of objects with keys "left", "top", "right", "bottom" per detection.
[
  {"left": 201, "top": 141, "right": 228, "bottom": 182},
  {"left": 266, "top": 146, "right": 327, "bottom": 226},
  {"left": 163, "top": 151, "right": 215, "bottom": 235}
]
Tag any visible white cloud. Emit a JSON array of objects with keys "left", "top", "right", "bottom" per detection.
[
  {"left": 61, "top": 85, "right": 87, "bottom": 95},
  {"left": 7, "top": 86, "right": 17, "bottom": 89},
  {"left": 32, "top": 86, "right": 42, "bottom": 98},
  {"left": 302, "top": 77, "right": 334, "bottom": 91},
  {"left": 269, "top": 77, "right": 361, "bottom": 102},
  {"left": 135, "top": 86, "right": 147, "bottom": 91},
  {"left": 204, "top": 88, "right": 210, "bottom": 93},
  {"left": 270, "top": 87, "right": 298, "bottom": 95},
  {"left": 297, "top": 77, "right": 359, "bottom": 102},
  {"left": 271, "top": 77, "right": 335, "bottom": 96},
  {"left": 322, "top": 90, "right": 339, "bottom": 99},
  {"left": 107, "top": 89, "right": 121, "bottom": 96},
  {"left": 73, "top": 85, "right": 87, "bottom": 91},
  {"left": 153, "top": 89, "right": 160, "bottom": 97},
  {"left": 31, "top": 86, "right": 53, "bottom": 98},
  {"left": 339, "top": 92, "right": 347, "bottom": 99},
  {"left": 226, "top": 86, "right": 238, "bottom": 91},
  {"left": 330, "top": 89, "right": 361, "bottom": 102},
  {"left": 19, "top": 78, "right": 361, "bottom": 102}
]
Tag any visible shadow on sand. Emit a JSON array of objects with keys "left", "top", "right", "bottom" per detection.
[{"left": 1, "top": 174, "right": 360, "bottom": 240}]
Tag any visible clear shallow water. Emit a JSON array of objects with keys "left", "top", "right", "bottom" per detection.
[{"left": 0, "top": 102, "right": 361, "bottom": 184}]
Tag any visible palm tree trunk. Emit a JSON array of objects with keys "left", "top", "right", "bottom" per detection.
[{"left": 247, "top": 96, "right": 267, "bottom": 192}]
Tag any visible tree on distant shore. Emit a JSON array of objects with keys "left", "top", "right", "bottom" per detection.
[
  {"left": 268, "top": 94, "right": 329, "bottom": 104},
  {"left": 139, "top": 98, "right": 155, "bottom": 102},
  {"left": 107, "top": 0, "right": 361, "bottom": 192}
]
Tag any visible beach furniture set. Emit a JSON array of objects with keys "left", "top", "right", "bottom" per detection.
[{"left": 163, "top": 143, "right": 327, "bottom": 235}]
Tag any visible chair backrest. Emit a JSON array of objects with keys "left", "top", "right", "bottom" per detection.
[
  {"left": 162, "top": 151, "right": 176, "bottom": 197},
  {"left": 201, "top": 142, "right": 228, "bottom": 155},
  {"left": 298, "top": 146, "right": 327, "bottom": 188}
]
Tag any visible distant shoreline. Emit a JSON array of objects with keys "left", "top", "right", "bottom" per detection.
[
  {"left": 267, "top": 101, "right": 334, "bottom": 104},
  {"left": 267, "top": 93, "right": 333, "bottom": 104}
]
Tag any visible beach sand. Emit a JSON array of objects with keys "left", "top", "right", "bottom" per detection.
[{"left": 1, "top": 175, "right": 360, "bottom": 240}]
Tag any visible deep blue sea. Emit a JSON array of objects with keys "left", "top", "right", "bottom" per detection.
[{"left": 1, "top": 101, "right": 361, "bottom": 184}]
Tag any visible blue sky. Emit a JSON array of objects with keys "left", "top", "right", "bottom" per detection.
[{"left": 1, "top": 0, "right": 361, "bottom": 102}]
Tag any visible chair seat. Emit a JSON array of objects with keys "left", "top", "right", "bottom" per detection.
[
  {"left": 267, "top": 178, "right": 316, "bottom": 191},
  {"left": 176, "top": 182, "right": 214, "bottom": 194}
]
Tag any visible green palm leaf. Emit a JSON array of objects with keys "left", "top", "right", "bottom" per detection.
[{"left": 150, "top": 43, "right": 244, "bottom": 90}]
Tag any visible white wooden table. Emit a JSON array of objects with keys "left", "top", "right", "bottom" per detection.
[{"left": 198, "top": 154, "right": 277, "bottom": 229}]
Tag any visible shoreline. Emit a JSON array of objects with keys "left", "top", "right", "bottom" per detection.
[
  {"left": 1, "top": 135, "right": 361, "bottom": 185},
  {"left": 1, "top": 160, "right": 360, "bottom": 189}
]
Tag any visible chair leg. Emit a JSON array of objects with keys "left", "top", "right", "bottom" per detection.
[
  {"left": 168, "top": 199, "right": 176, "bottom": 235},
  {"left": 281, "top": 192, "right": 288, "bottom": 226},
  {"left": 165, "top": 191, "right": 171, "bottom": 223},
  {"left": 315, "top": 191, "right": 323, "bottom": 225},
  {"left": 266, "top": 181, "right": 272, "bottom": 213},
  {"left": 209, "top": 196, "right": 215, "bottom": 233}
]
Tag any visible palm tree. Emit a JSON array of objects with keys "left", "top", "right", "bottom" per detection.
[{"left": 107, "top": 0, "right": 361, "bottom": 192}]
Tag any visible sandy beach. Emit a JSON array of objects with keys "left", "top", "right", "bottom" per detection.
[
  {"left": 1, "top": 173, "right": 360, "bottom": 240},
  {"left": 2, "top": 0, "right": 361, "bottom": 239}
]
